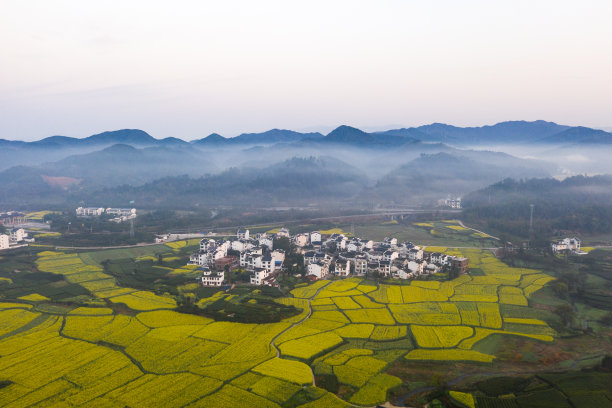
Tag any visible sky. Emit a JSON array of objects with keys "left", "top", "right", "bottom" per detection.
[{"left": 1, "top": 0, "right": 611, "bottom": 141}]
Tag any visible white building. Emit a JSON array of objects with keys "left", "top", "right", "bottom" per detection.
[
  {"left": 307, "top": 262, "right": 328, "bottom": 279},
  {"left": 407, "top": 260, "right": 427, "bottom": 275},
  {"left": 293, "top": 234, "right": 309, "bottom": 247},
  {"left": 258, "top": 236, "right": 273, "bottom": 250},
  {"left": 552, "top": 237, "right": 581, "bottom": 253},
  {"left": 106, "top": 208, "right": 136, "bottom": 218},
  {"left": 76, "top": 207, "right": 105, "bottom": 216},
  {"left": 0, "top": 234, "right": 9, "bottom": 250},
  {"left": 200, "top": 268, "right": 224, "bottom": 287},
  {"left": 353, "top": 257, "right": 368, "bottom": 275},
  {"left": 334, "top": 260, "right": 351, "bottom": 277},
  {"left": 9, "top": 228, "right": 25, "bottom": 243},
  {"left": 408, "top": 248, "right": 424, "bottom": 261},
  {"left": 250, "top": 268, "right": 270, "bottom": 285},
  {"left": 237, "top": 229, "right": 250, "bottom": 240},
  {"left": 310, "top": 231, "right": 322, "bottom": 244},
  {"left": 276, "top": 228, "right": 290, "bottom": 238}
]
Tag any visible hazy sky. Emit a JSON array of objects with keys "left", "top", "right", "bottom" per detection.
[{"left": 1, "top": 0, "right": 611, "bottom": 141}]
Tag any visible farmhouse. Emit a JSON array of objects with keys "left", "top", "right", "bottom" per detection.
[
  {"left": 552, "top": 237, "right": 581, "bottom": 254},
  {"left": 9, "top": 228, "right": 26, "bottom": 243},
  {"left": 199, "top": 267, "right": 224, "bottom": 287}
]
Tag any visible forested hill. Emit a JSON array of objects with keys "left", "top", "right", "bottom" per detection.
[{"left": 462, "top": 175, "right": 612, "bottom": 236}]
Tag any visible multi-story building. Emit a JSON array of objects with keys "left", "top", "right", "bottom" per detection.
[
  {"left": 200, "top": 267, "right": 224, "bottom": 287},
  {"left": 0, "top": 234, "right": 9, "bottom": 250}
]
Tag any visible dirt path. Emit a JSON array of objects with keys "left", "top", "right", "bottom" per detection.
[{"left": 457, "top": 220, "right": 500, "bottom": 240}]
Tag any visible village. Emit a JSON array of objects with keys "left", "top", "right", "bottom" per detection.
[{"left": 187, "top": 228, "right": 470, "bottom": 287}]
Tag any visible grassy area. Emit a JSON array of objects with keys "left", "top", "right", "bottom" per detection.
[{"left": 2, "top": 224, "right": 612, "bottom": 407}]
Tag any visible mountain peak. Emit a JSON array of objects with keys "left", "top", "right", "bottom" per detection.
[{"left": 84, "top": 129, "right": 155, "bottom": 145}]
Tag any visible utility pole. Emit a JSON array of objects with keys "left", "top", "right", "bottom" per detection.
[
  {"left": 528, "top": 204, "right": 535, "bottom": 248},
  {"left": 529, "top": 204, "right": 535, "bottom": 235}
]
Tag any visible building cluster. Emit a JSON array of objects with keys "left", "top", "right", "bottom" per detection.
[
  {"left": 189, "top": 228, "right": 286, "bottom": 287},
  {"left": 0, "top": 211, "right": 27, "bottom": 226},
  {"left": 551, "top": 237, "right": 583, "bottom": 254},
  {"left": 444, "top": 196, "right": 462, "bottom": 209},
  {"left": 76, "top": 207, "right": 137, "bottom": 223},
  {"left": 295, "top": 231, "right": 468, "bottom": 281},
  {"left": 0, "top": 228, "right": 31, "bottom": 250},
  {"left": 186, "top": 226, "right": 469, "bottom": 287}
]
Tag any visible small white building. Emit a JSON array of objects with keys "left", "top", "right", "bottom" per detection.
[
  {"left": 408, "top": 248, "right": 424, "bottom": 261},
  {"left": 0, "top": 234, "right": 9, "bottom": 250},
  {"left": 76, "top": 207, "right": 105, "bottom": 216},
  {"left": 353, "top": 257, "right": 368, "bottom": 275},
  {"left": 200, "top": 268, "right": 224, "bottom": 287},
  {"left": 237, "top": 228, "right": 250, "bottom": 240},
  {"left": 250, "top": 268, "right": 270, "bottom": 285},
  {"left": 9, "top": 228, "right": 25, "bottom": 243},
  {"left": 407, "top": 260, "right": 427, "bottom": 275},
  {"left": 552, "top": 237, "right": 581, "bottom": 254},
  {"left": 307, "top": 262, "right": 328, "bottom": 279},
  {"left": 334, "top": 260, "right": 351, "bottom": 277},
  {"left": 293, "top": 234, "right": 309, "bottom": 247},
  {"left": 276, "top": 228, "right": 290, "bottom": 238},
  {"left": 259, "top": 236, "right": 273, "bottom": 250},
  {"left": 310, "top": 231, "right": 322, "bottom": 244},
  {"left": 106, "top": 208, "right": 136, "bottom": 218}
]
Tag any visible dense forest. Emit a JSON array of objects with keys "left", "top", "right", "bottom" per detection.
[{"left": 462, "top": 175, "right": 612, "bottom": 237}]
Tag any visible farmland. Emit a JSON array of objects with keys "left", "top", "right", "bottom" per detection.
[{"left": 1, "top": 227, "right": 611, "bottom": 407}]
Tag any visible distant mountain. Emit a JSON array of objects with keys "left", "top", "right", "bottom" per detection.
[
  {"left": 539, "top": 126, "right": 612, "bottom": 144},
  {"left": 412, "top": 120, "right": 570, "bottom": 145},
  {"left": 193, "top": 133, "right": 227, "bottom": 146},
  {"left": 304, "top": 125, "right": 420, "bottom": 147},
  {"left": 192, "top": 129, "right": 324, "bottom": 146}
]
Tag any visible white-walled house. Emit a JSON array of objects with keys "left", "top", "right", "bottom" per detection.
[
  {"left": 200, "top": 268, "right": 224, "bottom": 287},
  {"left": 9, "top": 228, "right": 25, "bottom": 243},
  {"left": 353, "top": 257, "right": 368, "bottom": 275},
  {"left": 408, "top": 248, "right": 424, "bottom": 261},
  {"left": 407, "top": 260, "right": 427, "bottom": 275},
  {"left": 237, "top": 229, "right": 250, "bottom": 240},
  {"left": 0, "top": 234, "right": 9, "bottom": 250},
  {"left": 310, "top": 231, "right": 322, "bottom": 244},
  {"left": 334, "top": 260, "right": 351, "bottom": 277},
  {"left": 258, "top": 236, "right": 274, "bottom": 250},
  {"left": 307, "top": 262, "right": 328, "bottom": 279},
  {"left": 552, "top": 237, "right": 581, "bottom": 253},
  {"left": 382, "top": 250, "right": 399, "bottom": 262},
  {"left": 250, "top": 268, "right": 269, "bottom": 285},
  {"left": 293, "top": 234, "right": 309, "bottom": 247},
  {"left": 276, "top": 228, "right": 290, "bottom": 238}
]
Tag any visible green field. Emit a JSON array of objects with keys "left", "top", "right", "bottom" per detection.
[{"left": 1, "top": 226, "right": 611, "bottom": 406}]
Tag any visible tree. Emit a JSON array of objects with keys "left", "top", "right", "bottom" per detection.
[
  {"left": 157, "top": 254, "right": 163, "bottom": 266},
  {"left": 555, "top": 304, "right": 575, "bottom": 327},
  {"left": 552, "top": 281, "right": 569, "bottom": 299}
]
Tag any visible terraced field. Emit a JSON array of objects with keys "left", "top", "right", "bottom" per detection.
[{"left": 0, "top": 242, "right": 557, "bottom": 407}]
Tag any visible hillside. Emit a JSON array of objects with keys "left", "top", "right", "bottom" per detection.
[{"left": 462, "top": 175, "right": 612, "bottom": 236}]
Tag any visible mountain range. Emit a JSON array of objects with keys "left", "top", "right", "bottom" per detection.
[
  {"left": 1, "top": 120, "right": 611, "bottom": 210},
  {"left": 2, "top": 120, "right": 612, "bottom": 149}
]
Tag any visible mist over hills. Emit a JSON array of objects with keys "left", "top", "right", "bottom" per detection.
[{"left": 2, "top": 120, "right": 612, "bottom": 210}]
